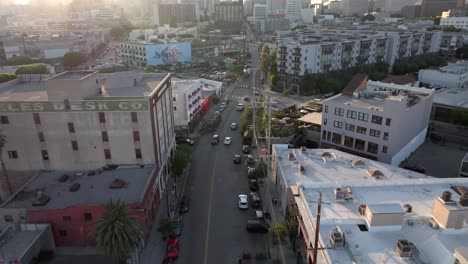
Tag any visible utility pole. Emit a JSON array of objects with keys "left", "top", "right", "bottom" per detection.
[{"left": 313, "top": 191, "right": 322, "bottom": 264}]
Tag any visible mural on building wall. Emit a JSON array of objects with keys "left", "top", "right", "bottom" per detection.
[{"left": 146, "top": 43, "right": 192, "bottom": 65}]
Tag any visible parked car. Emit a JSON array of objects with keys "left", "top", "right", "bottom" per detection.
[
  {"left": 170, "top": 216, "right": 183, "bottom": 237},
  {"left": 246, "top": 220, "right": 269, "bottom": 233},
  {"left": 247, "top": 167, "right": 256, "bottom": 178},
  {"left": 250, "top": 192, "right": 261, "bottom": 208},
  {"left": 231, "top": 123, "right": 238, "bottom": 129},
  {"left": 218, "top": 105, "right": 225, "bottom": 112},
  {"left": 165, "top": 237, "right": 180, "bottom": 259},
  {"left": 234, "top": 154, "right": 242, "bottom": 164},
  {"left": 238, "top": 194, "right": 248, "bottom": 209},
  {"left": 246, "top": 155, "right": 255, "bottom": 165},
  {"left": 249, "top": 179, "right": 259, "bottom": 191},
  {"left": 242, "top": 145, "right": 250, "bottom": 154},
  {"left": 401, "top": 164, "right": 426, "bottom": 174},
  {"left": 177, "top": 138, "right": 194, "bottom": 145},
  {"left": 211, "top": 135, "right": 219, "bottom": 145},
  {"left": 243, "top": 96, "right": 250, "bottom": 102},
  {"left": 224, "top": 137, "right": 232, "bottom": 145},
  {"left": 237, "top": 103, "right": 244, "bottom": 111},
  {"left": 179, "top": 195, "right": 189, "bottom": 213}
]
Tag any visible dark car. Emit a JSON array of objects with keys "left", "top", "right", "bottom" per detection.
[
  {"left": 402, "top": 164, "right": 426, "bottom": 174},
  {"left": 234, "top": 154, "right": 242, "bottom": 164},
  {"left": 242, "top": 145, "right": 250, "bottom": 154},
  {"left": 177, "top": 138, "right": 194, "bottom": 145},
  {"left": 246, "top": 155, "right": 255, "bottom": 165},
  {"left": 179, "top": 196, "right": 189, "bottom": 213},
  {"left": 250, "top": 192, "right": 262, "bottom": 208},
  {"left": 243, "top": 96, "right": 250, "bottom": 102},
  {"left": 249, "top": 179, "right": 259, "bottom": 191},
  {"left": 246, "top": 220, "right": 269, "bottom": 233},
  {"left": 170, "top": 216, "right": 183, "bottom": 237},
  {"left": 211, "top": 135, "right": 219, "bottom": 145}
]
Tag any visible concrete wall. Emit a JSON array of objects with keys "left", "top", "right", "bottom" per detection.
[
  {"left": 19, "top": 224, "right": 55, "bottom": 264},
  {"left": 432, "top": 197, "right": 468, "bottom": 229}
]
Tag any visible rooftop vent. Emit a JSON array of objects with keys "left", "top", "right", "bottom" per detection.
[
  {"left": 58, "top": 174, "right": 69, "bottom": 182},
  {"left": 69, "top": 183, "right": 80, "bottom": 192},
  {"left": 441, "top": 191, "right": 452, "bottom": 202},
  {"left": 288, "top": 152, "right": 296, "bottom": 161},
  {"left": 334, "top": 187, "right": 353, "bottom": 201},
  {"left": 460, "top": 195, "right": 468, "bottom": 207},
  {"left": 298, "top": 164, "right": 305, "bottom": 173},
  {"left": 329, "top": 226, "right": 345, "bottom": 248},
  {"left": 87, "top": 170, "right": 96, "bottom": 176},
  {"left": 32, "top": 191, "right": 50, "bottom": 207},
  {"left": 321, "top": 151, "right": 332, "bottom": 158},
  {"left": 395, "top": 240, "right": 414, "bottom": 258},
  {"left": 367, "top": 169, "right": 385, "bottom": 179},
  {"left": 404, "top": 204, "right": 412, "bottom": 213},
  {"left": 358, "top": 204, "right": 367, "bottom": 216},
  {"left": 300, "top": 146, "right": 307, "bottom": 153},
  {"left": 351, "top": 159, "right": 365, "bottom": 167},
  {"left": 110, "top": 178, "right": 127, "bottom": 189}
]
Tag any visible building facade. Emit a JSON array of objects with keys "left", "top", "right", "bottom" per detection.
[
  {"left": 320, "top": 80, "right": 434, "bottom": 165},
  {"left": 253, "top": 4, "right": 267, "bottom": 21},
  {"left": 419, "top": 61, "right": 468, "bottom": 88},
  {"left": 440, "top": 17, "right": 468, "bottom": 30},
  {"left": 172, "top": 79, "right": 204, "bottom": 132},
  {"left": 153, "top": 3, "right": 200, "bottom": 26},
  {"left": 119, "top": 41, "right": 192, "bottom": 68},
  {"left": 214, "top": 0, "right": 244, "bottom": 33},
  {"left": 0, "top": 71, "right": 175, "bottom": 199},
  {"left": 420, "top": 0, "right": 464, "bottom": 17},
  {"left": 285, "top": 0, "right": 301, "bottom": 21}
]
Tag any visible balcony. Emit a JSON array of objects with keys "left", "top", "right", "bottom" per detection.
[
  {"left": 278, "top": 49, "right": 287, "bottom": 54},
  {"left": 292, "top": 49, "right": 301, "bottom": 56}
]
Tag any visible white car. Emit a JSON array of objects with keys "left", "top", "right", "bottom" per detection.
[
  {"left": 231, "top": 123, "right": 238, "bottom": 129},
  {"left": 238, "top": 194, "right": 248, "bottom": 209},
  {"left": 224, "top": 137, "right": 232, "bottom": 145},
  {"left": 236, "top": 103, "right": 244, "bottom": 111}
]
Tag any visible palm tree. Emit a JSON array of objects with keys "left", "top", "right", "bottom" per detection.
[
  {"left": 0, "top": 133, "right": 13, "bottom": 201},
  {"left": 94, "top": 199, "right": 144, "bottom": 263}
]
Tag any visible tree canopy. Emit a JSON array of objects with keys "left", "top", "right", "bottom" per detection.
[
  {"left": 110, "top": 26, "right": 133, "bottom": 39},
  {"left": 63, "top": 51, "right": 87, "bottom": 68},
  {"left": 171, "top": 145, "right": 191, "bottom": 177},
  {"left": 15, "top": 64, "right": 49, "bottom": 75},
  {"left": 0, "top": 73, "right": 16, "bottom": 84},
  {"left": 269, "top": 221, "right": 288, "bottom": 245},
  {"left": 94, "top": 199, "right": 143, "bottom": 260},
  {"left": 7, "top": 55, "right": 33, "bottom": 66}
]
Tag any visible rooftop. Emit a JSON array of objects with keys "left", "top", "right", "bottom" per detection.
[
  {"left": 381, "top": 74, "right": 417, "bottom": 85},
  {"left": 172, "top": 78, "right": 223, "bottom": 94},
  {"left": 0, "top": 224, "right": 50, "bottom": 261},
  {"left": 48, "top": 71, "right": 94, "bottom": 80},
  {"left": 297, "top": 112, "right": 322, "bottom": 125},
  {"left": 326, "top": 80, "right": 433, "bottom": 111},
  {"left": 433, "top": 87, "right": 468, "bottom": 108},
  {"left": 2, "top": 165, "right": 155, "bottom": 209}
]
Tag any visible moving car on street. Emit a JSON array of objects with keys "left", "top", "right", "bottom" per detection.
[
  {"left": 246, "top": 155, "right": 255, "bottom": 165},
  {"left": 238, "top": 194, "right": 248, "bottom": 209},
  {"left": 211, "top": 135, "right": 219, "bottom": 145},
  {"left": 165, "top": 237, "right": 180, "bottom": 259},
  {"left": 231, "top": 123, "right": 238, "bottom": 129},
  {"left": 249, "top": 179, "right": 259, "bottom": 191},
  {"left": 177, "top": 138, "right": 195, "bottom": 145},
  {"left": 246, "top": 220, "right": 269, "bottom": 233},
  {"left": 234, "top": 154, "right": 242, "bottom": 164},
  {"left": 237, "top": 103, "right": 244, "bottom": 111},
  {"left": 242, "top": 145, "right": 250, "bottom": 154},
  {"left": 224, "top": 137, "right": 232, "bottom": 145},
  {"left": 170, "top": 216, "right": 183, "bottom": 237}
]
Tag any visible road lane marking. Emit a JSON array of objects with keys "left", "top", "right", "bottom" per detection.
[{"left": 203, "top": 153, "right": 217, "bottom": 264}]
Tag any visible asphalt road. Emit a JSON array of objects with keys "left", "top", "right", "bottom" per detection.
[{"left": 177, "top": 79, "right": 268, "bottom": 263}]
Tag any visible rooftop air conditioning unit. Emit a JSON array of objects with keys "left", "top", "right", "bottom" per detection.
[
  {"left": 329, "top": 226, "right": 345, "bottom": 248},
  {"left": 334, "top": 188, "right": 346, "bottom": 200},
  {"left": 395, "top": 240, "right": 413, "bottom": 258},
  {"left": 288, "top": 152, "right": 296, "bottom": 161},
  {"left": 358, "top": 204, "right": 367, "bottom": 216},
  {"left": 428, "top": 218, "right": 439, "bottom": 229}
]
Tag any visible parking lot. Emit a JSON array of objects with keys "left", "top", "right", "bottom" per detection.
[{"left": 404, "top": 140, "right": 467, "bottom": 178}]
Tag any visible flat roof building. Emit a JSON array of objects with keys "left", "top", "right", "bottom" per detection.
[
  {"left": 419, "top": 60, "right": 468, "bottom": 89},
  {"left": 270, "top": 145, "right": 468, "bottom": 264}
]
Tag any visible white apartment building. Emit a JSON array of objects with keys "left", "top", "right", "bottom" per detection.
[
  {"left": 0, "top": 71, "right": 175, "bottom": 199},
  {"left": 253, "top": 4, "right": 267, "bottom": 21},
  {"left": 285, "top": 0, "right": 301, "bottom": 21},
  {"left": 440, "top": 17, "right": 468, "bottom": 30},
  {"left": 300, "top": 8, "right": 314, "bottom": 24},
  {"left": 321, "top": 78, "right": 434, "bottom": 165},
  {"left": 419, "top": 60, "right": 468, "bottom": 88},
  {"left": 119, "top": 42, "right": 148, "bottom": 68},
  {"left": 270, "top": 145, "right": 468, "bottom": 264}
]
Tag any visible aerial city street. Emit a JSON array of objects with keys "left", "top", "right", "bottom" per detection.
[{"left": 0, "top": 0, "right": 468, "bottom": 263}]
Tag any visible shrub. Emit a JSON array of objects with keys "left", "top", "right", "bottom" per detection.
[
  {"left": 7, "top": 55, "right": 33, "bottom": 66},
  {"left": 15, "top": 64, "right": 49, "bottom": 75},
  {"left": 0, "top": 73, "right": 16, "bottom": 84},
  {"left": 63, "top": 51, "right": 87, "bottom": 68}
]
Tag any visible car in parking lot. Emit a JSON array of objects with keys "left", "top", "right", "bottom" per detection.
[
  {"left": 170, "top": 216, "right": 183, "bottom": 237},
  {"left": 224, "top": 137, "right": 232, "bottom": 145},
  {"left": 179, "top": 195, "right": 189, "bottom": 213},
  {"left": 250, "top": 192, "right": 261, "bottom": 208},
  {"left": 246, "top": 220, "right": 269, "bottom": 233},
  {"left": 242, "top": 145, "right": 250, "bottom": 154},
  {"left": 231, "top": 123, "right": 238, "bottom": 129},
  {"left": 246, "top": 155, "right": 255, "bottom": 165},
  {"left": 211, "top": 135, "right": 219, "bottom": 145},
  {"left": 236, "top": 103, "right": 244, "bottom": 111},
  {"left": 234, "top": 154, "right": 242, "bottom": 164},
  {"left": 165, "top": 237, "right": 180, "bottom": 259},
  {"left": 238, "top": 194, "right": 248, "bottom": 209},
  {"left": 249, "top": 179, "right": 259, "bottom": 191}
]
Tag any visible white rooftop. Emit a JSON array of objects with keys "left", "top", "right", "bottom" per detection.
[{"left": 433, "top": 87, "right": 468, "bottom": 108}]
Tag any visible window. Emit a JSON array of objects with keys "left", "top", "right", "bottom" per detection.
[
  {"left": 386, "top": 118, "right": 391, "bottom": 126},
  {"left": 131, "top": 112, "right": 138, "bottom": 123},
  {"left": 101, "top": 131, "right": 109, "bottom": 142},
  {"left": 358, "top": 112, "right": 368, "bottom": 121},
  {"left": 174, "top": 107, "right": 177, "bottom": 111},
  {"left": 133, "top": 131, "right": 140, "bottom": 142},
  {"left": 344, "top": 136, "right": 354, "bottom": 147},
  {"left": 323, "top": 118, "right": 327, "bottom": 125},
  {"left": 356, "top": 126, "right": 367, "bottom": 134},
  {"left": 327, "top": 131, "right": 331, "bottom": 141},
  {"left": 33, "top": 113, "right": 41, "bottom": 124},
  {"left": 382, "top": 146, "right": 388, "bottom": 153},
  {"left": 7, "top": 151, "right": 18, "bottom": 159},
  {"left": 333, "top": 121, "right": 343, "bottom": 128},
  {"left": 63, "top": 216, "right": 72, "bottom": 221},
  {"left": 135, "top": 148, "right": 142, "bottom": 159},
  {"left": 345, "top": 123, "right": 355, "bottom": 131},
  {"left": 84, "top": 213, "right": 93, "bottom": 221},
  {"left": 371, "top": 115, "right": 382, "bottom": 125},
  {"left": 322, "top": 130, "right": 326, "bottom": 140},
  {"left": 104, "top": 149, "right": 111, "bottom": 159},
  {"left": 67, "top": 122, "right": 75, "bottom": 133},
  {"left": 383, "top": 132, "right": 389, "bottom": 140},
  {"left": 369, "top": 129, "right": 381, "bottom": 138},
  {"left": 324, "top": 105, "right": 328, "bottom": 113},
  {"left": 0, "top": 116, "right": 9, "bottom": 124},
  {"left": 334, "top": 107, "right": 344, "bottom": 116},
  {"left": 38, "top": 132, "right": 45, "bottom": 142},
  {"left": 41, "top": 150, "right": 49, "bottom": 160},
  {"left": 4, "top": 215, "right": 13, "bottom": 223},
  {"left": 355, "top": 139, "right": 365, "bottom": 151},
  {"left": 347, "top": 110, "right": 357, "bottom": 119},
  {"left": 59, "top": 230, "right": 67, "bottom": 237},
  {"left": 367, "top": 142, "right": 379, "bottom": 154},
  {"left": 331, "top": 133, "right": 342, "bottom": 144},
  {"left": 98, "top": 112, "right": 106, "bottom": 123},
  {"left": 173, "top": 97, "right": 176, "bottom": 101},
  {"left": 71, "top": 141, "right": 78, "bottom": 151}
]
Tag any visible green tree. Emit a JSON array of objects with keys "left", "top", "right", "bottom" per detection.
[
  {"left": 0, "top": 133, "right": 13, "bottom": 200},
  {"left": 94, "top": 199, "right": 144, "bottom": 263},
  {"left": 269, "top": 73, "right": 278, "bottom": 88},
  {"left": 171, "top": 145, "right": 191, "bottom": 177},
  {"left": 434, "top": 17, "right": 441, "bottom": 25},
  {"left": 110, "top": 26, "right": 132, "bottom": 39},
  {"left": 452, "top": 109, "right": 468, "bottom": 126},
  {"left": 260, "top": 45, "right": 271, "bottom": 78},
  {"left": 269, "top": 221, "right": 288, "bottom": 259},
  {"left": 251, "top": 161, "right": 267, "bottom": 179},
  {"left": 63, "top": 51, "right": 87, "bottom": 68},
  {"left": 7, "top": 55, "right": 33, "bottom": 66},
  {"left": 301, "top": 74, "right": 318, "bottom": 95},
  {"left": 157, "top": 218, "right": 172, "bottom": 240},
  {"left": 15, "top": 64, "right": 49, "bottom": 75}
]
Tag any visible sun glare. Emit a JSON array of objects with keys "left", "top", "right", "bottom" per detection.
[{"left": 14, "top": 0, "right": 30, "bottom": 4}]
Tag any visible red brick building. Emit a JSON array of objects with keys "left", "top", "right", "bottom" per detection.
[{"left": 1, "top": 165, "right": 160, "bottom": 246}]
